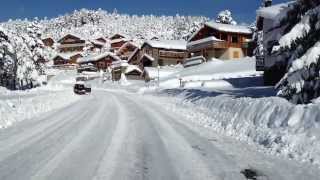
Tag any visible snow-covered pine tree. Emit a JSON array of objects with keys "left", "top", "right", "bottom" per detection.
[
  {"left": 215, "top": 10, "right": 237, "bottom": 25},
  {"left": 274, "top": 0, "right": 320, "bottom": 104},
  {"left": 0, "top": 21, "right": 48, "bottom": 90},
  {"left": 0, "top": 27, "right": 16, "bottom": 89}
]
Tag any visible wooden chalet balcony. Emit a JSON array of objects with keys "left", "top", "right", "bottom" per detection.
[
  {"left": 187, "top": 40, "right": 249, "bottom": 51},
  {"left": 159, "top": 50, "right": 187, "bottom": 58}
]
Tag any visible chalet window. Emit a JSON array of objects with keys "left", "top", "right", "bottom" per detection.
[
  {"left": 146, "top": 49, "right": 152, "bottom": 55},
  {"left": 231, "top": 36, "right": 239, "bottom": 43},
  {"left": 220, "top": 34, "right": 228, "bottom": 41},
  {"left": 193, "top": 51, "right": 202, "bottom": 57}
]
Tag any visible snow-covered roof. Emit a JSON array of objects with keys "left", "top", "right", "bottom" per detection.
[
  {"left": 205, "top": 21, "right": 253, "bottom": 35},
  {"left": 118, "top": 41, "right": 139, "bottom": 52},
  {"left": 111, "top": 38, "right": 130, "bottom": 44},
  {"left": 77, "top": 52, "right": 121, "bottom": 63},
  {"left": 90, "top": 40, "right": 105, "bottom": 46},
  {"left": 58, "top": 33, "right": 83, "bottom": 43},
  {"left": 140, "top": 53, "right": 155, "bottom": 62},
  {"left": 183, "top": 56, "right": 205, "bottom": 67},
  {"left": 188, "top": 21, "right": 252, "bottom": 42},
  {"left": 143, "top": 40, "right": 187, "bottom": 51},
  {"left": 257, "top": 2, "right": 294, "bottom": 20},
  {"left": 187, "top": 36, "right": 224, "bottom": 47},
  {"left": 41, "top": 36, "right": 54, "bottom": 40},
  {"left": 125, "top": 65, "right": 142, "bottom": 74},
  {"left": 95, "top": 37, "right": 107, "bottom": 42},
  {"left": 128, "top": 48, "right": 140, "bottom": 62},
  {"left": 111, "top": 60, "right": 129, "bottom": 69},
  {"left": 53, "top": 52, "right": 83, "bottom": 60},
  {"left": 109, "top": 33, "right": 128, "bottom": 40},
  {"left": 58, "top": 43, "right": 86, "bottom": 48}
]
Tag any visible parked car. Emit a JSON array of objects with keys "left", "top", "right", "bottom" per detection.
[
  {"left": 77, "top": 65, "right": 98, "bottom": 73},
  {"left": 76, "top": 76, "right": 87, "bottom": 82},
  {"left": 74, "top": 81, "right": 91, "bottom": 95},
  {"left": 183, "top": 56, "right": 205, "bottom": 68}
]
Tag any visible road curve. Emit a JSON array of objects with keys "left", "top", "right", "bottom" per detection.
[{"left": 0, "top": 90, "right": 319, "bottom": 180}]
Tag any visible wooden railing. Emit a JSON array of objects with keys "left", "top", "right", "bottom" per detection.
[
  {"left": 188, "top": 41, "right": 249, "bottom": 51},
  {"left": 159, "top": 50, "right": 187, "bottom": 58}
]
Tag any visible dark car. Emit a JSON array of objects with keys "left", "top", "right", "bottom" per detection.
[
  {"left": 74, "top": 82, "right": 91, "bottom": 95},
  {"left": 77, "top": 65, "right": 98, "bottom": 73}
]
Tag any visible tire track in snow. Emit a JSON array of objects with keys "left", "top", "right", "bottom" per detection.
[
  {"left": 30, "top": 93, "right": 117, "bottom": 180},
  {"left": 113, "top": 92, "right": 219, "bottom": 180},
  {"left": 102, "top": 92, "right": 178, "bottom": 180},
  {"left": 92, "top": 93, "right": 130, "bottom": 180},
  {"left": 0, "top": 99, "right": 95, "bottom": 180}
]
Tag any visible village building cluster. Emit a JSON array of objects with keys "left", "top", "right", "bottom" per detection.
[{"left": 43, "top": 0, "right": 284, "bottom": 83}]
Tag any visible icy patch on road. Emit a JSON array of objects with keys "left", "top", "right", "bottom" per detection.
[{"left": 145, "top": 89, "right": 320, "bottom": 167}]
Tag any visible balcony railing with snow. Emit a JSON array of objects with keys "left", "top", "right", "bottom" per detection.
[{"left": 187, "top": 41, "right": 249, "bottom": 51}]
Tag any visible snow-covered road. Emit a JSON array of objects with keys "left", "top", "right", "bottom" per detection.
[{"left": 0, "top": 90, "right": 319, "bottom": 180}]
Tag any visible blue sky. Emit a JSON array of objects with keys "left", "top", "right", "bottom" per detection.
[{"left": 0, "top": 0, "right": 289, "bottom": 23}]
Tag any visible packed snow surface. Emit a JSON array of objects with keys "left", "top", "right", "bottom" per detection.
[
  {"left": 0, "top": 70, "right": 80, "bottom": 129},
  {"left": 147, "top": 89, "right": 320, "bottom": 167},
  {"left": 257, "top": 2, "right": 293, "bottom": 20},
  {"left": 144, "top": 40, "right": 187, "bottom": 50},
  {"left": 129, "top": 57, "right": 320, "bottom": 168},
  {"left": 205, "top": 21, "right": 252, "bottom": 34},
  {"left": 160, "top": 57, "right": 262, "bottom": 88},
  {"left": 1, "top": 60, "right": 320, "bottom": 179}
]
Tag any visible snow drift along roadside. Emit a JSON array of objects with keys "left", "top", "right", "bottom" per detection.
[
  {"left": 147, "top": 89, "right": 320, "bottom": 167},
  {"left": 0, "top": 89, "right": 80, "bottom": 129}
]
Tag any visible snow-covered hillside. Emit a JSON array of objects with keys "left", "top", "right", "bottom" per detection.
[{"left": 3, "top": 9, "right": 208, "bottom": 42}]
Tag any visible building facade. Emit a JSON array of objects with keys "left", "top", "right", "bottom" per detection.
[
  {"left": 77, "top": 52, "right": 121, "bottom": 70},
  {"left": 187, "top": 22, "right": 253, "bottom": 61},
  {"left": 42, "top": 37, "right": 54, "bottom": 47},
  {"left": 57, "top": 34, "right": 86, "bottom": 53},
  {"left": 139, "top": 40, "right": 188, "bottom": 68}
]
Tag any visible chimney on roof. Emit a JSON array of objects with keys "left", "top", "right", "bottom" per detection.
[{"left": 264, "top": 0, "right": 272, "bottom": 7}]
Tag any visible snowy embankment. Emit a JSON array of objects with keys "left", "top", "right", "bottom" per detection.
[
  {"left": 136, "top": 57, "right": 320, "bottom": 167},
  {"left": 147, "top": 89, "right": 320, "bottom": 167},
  {"left": 0, "top": 70, "right": 80, "bottom": 129},
  {"left": 159, "top": 57, "right": 263, "bottom": 88}
]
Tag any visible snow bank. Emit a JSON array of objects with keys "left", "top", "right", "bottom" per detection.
[
  {"left": 0, "top": 70, "right": 81, "bottom": 129},
  {"left": 0, "top": 89, "right": 80, "bottom": 129},
  {"left": 160, "top": 57, "right": 262, "bottom": 88},
  {"left": 148, "top": 89, "right": 320, "bottom": 167}
]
